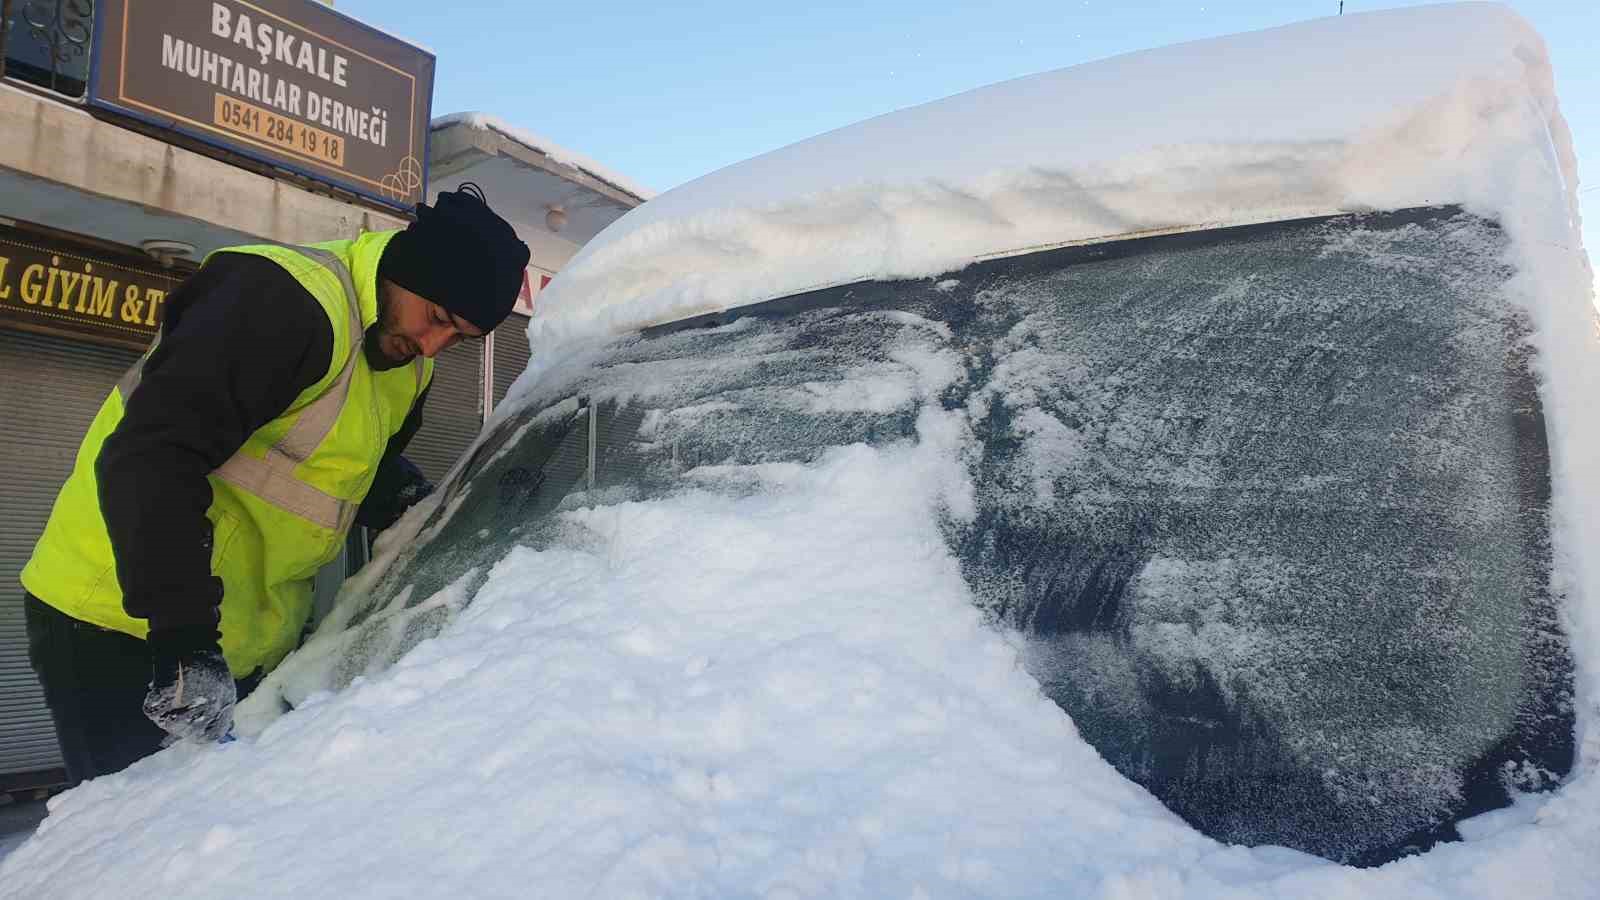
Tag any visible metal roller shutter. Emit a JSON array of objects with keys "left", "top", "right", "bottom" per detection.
[
  {"left": 405, "top": 340, "right": 484, "bottom": 485},
  {"left": 492, "top": 315, "right": 532, "bottom": 410},
  {"left": 1, "top": 329, "right": 142, "bottom": 781}
]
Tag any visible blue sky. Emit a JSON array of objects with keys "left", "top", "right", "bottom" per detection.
[{"left": 340, "top": 0, "right": 1596, "bottom": 269}]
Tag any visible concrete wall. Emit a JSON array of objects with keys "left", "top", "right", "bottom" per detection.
[{"left": 0, "top": 82, "right": 404, "bottom": 255}]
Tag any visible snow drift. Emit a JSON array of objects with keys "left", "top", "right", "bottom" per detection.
[{"left": 529, "top": 3, "right": 1585, "bottom": 341}]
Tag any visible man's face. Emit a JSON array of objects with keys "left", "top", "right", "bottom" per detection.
[{"left": 365, "top": 279, "right": 487, "bottom": 371}]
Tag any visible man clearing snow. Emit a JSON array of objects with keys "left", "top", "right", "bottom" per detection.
[{"left": 17, "top": 185, "right": 529, "bottom": 783}]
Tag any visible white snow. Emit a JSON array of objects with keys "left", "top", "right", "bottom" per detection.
[
  {"left": 0, "top": 832, "right": 29, "bottom": 863},
  {"left": 531, "top": 2, "right": 1586, "bottom": 341},
  {"left": 5, "top": 4, "right": 1599, "bottom": 898},
  {"left": 432, "top": 112, "right": 657, "bottom": 203}
]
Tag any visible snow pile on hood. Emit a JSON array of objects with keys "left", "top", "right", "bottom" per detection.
[
  {"left": 531, "top": 2, "right": 1583, "bottom": 339},
  {"left": 0, "top": 412, "right": 1320, "bottom": 898},
  {"left": 9, "top": 399, "right": 1599, "bottom": 898}
]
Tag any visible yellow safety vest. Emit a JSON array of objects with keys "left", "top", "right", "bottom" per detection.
[{"left": 21, "top": 231, "right": 433, "bottom": 677}]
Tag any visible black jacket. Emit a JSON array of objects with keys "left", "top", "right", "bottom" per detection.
[{"left": 96, "top": 252, "right": 428, "bottom": 634}]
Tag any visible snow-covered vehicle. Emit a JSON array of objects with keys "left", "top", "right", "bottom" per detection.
[{"left": 6, "top": 4, "right": 1597, "bottom": 896}]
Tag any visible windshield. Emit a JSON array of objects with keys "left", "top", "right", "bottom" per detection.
[{"left": 242, "top": 206, "right": 1573, "bottom": 866}]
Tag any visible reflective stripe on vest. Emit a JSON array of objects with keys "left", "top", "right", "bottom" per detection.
[{"left": 113, "top": 245, "right": 423, "bottom": 531}]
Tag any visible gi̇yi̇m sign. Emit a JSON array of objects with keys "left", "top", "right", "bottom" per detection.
[
  {"left": 0, "top": 227, "right": 183, "bottom": 349},
  {"left": 89, "top": 0, "right": 435, "bottom": 210}
]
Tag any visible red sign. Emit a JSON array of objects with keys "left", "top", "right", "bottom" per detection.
[{"left": 513, "top": 268, "right": 552, "bottom": 317}]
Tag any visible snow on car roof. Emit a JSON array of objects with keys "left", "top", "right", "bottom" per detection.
[{"left": 532, "top": 2, "right": 1582, "bottom": 338}]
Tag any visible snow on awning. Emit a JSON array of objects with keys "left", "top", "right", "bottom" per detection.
[{"left": 428, "top": 112, "right": 652, "bottom": 248}]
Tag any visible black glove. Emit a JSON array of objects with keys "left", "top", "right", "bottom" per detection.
[
  {"left": 143, "top": 625, "right": 236, "bottom": 743},
  {"left": 356, "top": 455, "right": 436, "bottom": 532}
]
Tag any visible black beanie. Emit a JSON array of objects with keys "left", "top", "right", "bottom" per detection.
[{"left": 378, "top": 183, "right": 531, "bottom": 333}]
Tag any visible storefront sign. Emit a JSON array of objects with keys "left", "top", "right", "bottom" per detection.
[
  {"left": 89, "top": 0, "right": 435, "bottom": 210},
  {"left": 0, "top": 230, "right": 182, "bottom": 348}
]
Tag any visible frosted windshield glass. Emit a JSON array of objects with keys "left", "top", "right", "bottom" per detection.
[{"left": 254, "top": 207, "right": 1572, "bottom": 866}]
